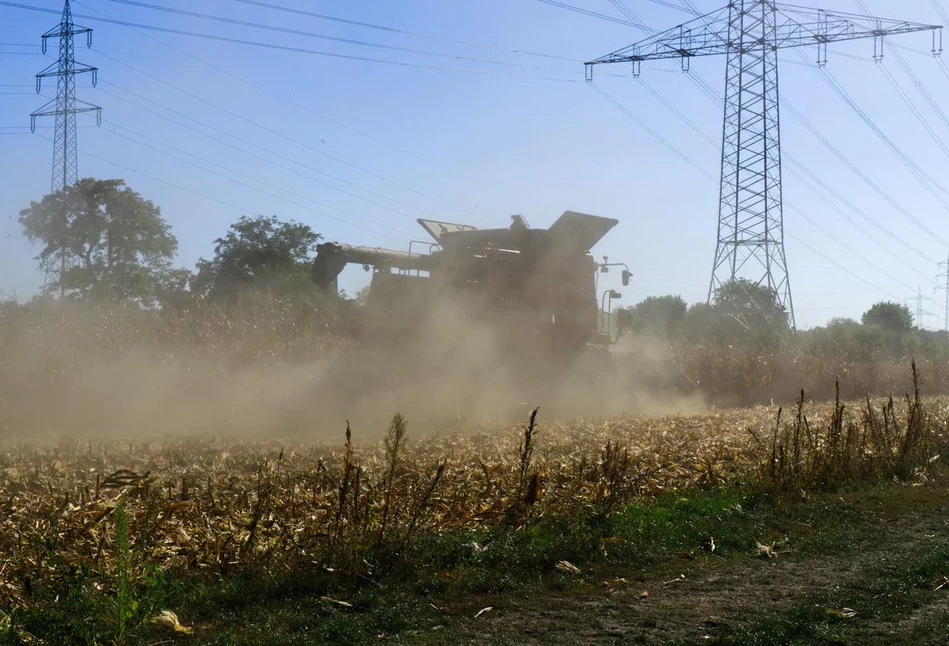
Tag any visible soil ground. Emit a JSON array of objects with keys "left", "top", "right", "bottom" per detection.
[{"left": 402, "top": 480, "right": 949, "bottom": 645}]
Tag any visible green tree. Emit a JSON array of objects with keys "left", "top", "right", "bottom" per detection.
[
  {"left": 798, "top": 317, "right": 886, "bottom": 362},
  {"left": 861, "top": 301, "right": 914, "bottom": 334},
  {"left": 714, "top": 279, "right": 790, "bottom": 345},
  {"left": 193, "top": 215, "right": 321, "bottom": 299},
  {"left": 18, "top": 178, "right": 179, "bottom": 303},
  {"left": 713, "top": 279, "right": 788, "bottom": 322},
  {"left": 628, "top": 295, "right": 687, "bottom": 338},
  {"left": 682, "top": 301, "right": 729, "bottom": 344},
  {"left": 681, "top": 279, "right": 789, "bottom": 348},
  {"left": 155, "top": 267, "right": 196, "bottom": 311}
]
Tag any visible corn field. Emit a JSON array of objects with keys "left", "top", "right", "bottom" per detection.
[{"left": 1, "top": 378, "right": 947, "bottom": 622}]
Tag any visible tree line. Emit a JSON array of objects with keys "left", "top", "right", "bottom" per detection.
[
  {"left": 10, "top": 177, "right": 942, "bottom": 364},
  {"left": 621, "top": 286, "right": 944, "bottom": 360},
  {"left": 14, "top": 177, "right": 329, "bottom": 309}
]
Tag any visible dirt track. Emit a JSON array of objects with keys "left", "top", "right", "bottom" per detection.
[{"left": 427, "top": 487, "right": 949, "bottom": 645}]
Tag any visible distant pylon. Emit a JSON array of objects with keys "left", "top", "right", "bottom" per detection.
[
  {"left": 907, "top": 285, "right": 935, "bottom": 330},
  {"left": 936, "top": 254, "right": 949, "bottom": 331},
  {"left": 31, "top": 0, "right": 102, "bottom": 193}
]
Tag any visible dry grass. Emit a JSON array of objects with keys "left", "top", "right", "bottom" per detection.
[
  {"left": 673, "top": 344, "right": 949, "bottom": 406},
  {"left": 1, "top": 385, "right": 946, "bottom": 617}
]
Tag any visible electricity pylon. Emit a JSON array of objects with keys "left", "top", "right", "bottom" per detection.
[
  {"left": 907, "top": 285, "right": 935, "bottom": 330},
  {"left": 936, "top": 254, "right": 949, "bottom": 331},
  {"left": 31, "top": 0, "right": 102, "bottom": 193},
  {"left": 31, "top": 0, "right": 102, "bottom": 298},
  {"left": 585, "top": 1, "right": 942, "bottom": 330}
]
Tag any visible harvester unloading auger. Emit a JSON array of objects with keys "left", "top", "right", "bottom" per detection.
[{"left": 311, "top": 211, "right": 631, "bottom": 419}]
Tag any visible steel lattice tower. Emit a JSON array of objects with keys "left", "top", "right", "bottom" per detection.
[
  {"left": 937, "top": 254, "right": 949, "bottom": 331},
  {"left": 31, "top": 0, "right": 101, "bottom": 193},
  {"left": 714, "top": 2, "right": 790, "bottom": 322},
  {"left": 585, "top": 1, "right": 943, "bottom": 329}
]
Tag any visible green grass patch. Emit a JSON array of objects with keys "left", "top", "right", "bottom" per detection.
[
  {"left": 708, "top": 518, "right": 949, "bottom": 645},
  {"left": 6, "top": 475, "right": 949, "bottom": 645}
]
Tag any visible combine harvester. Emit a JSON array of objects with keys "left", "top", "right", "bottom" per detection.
[{"left": 311, "top": 211, "right": 631, "bottom": 420}]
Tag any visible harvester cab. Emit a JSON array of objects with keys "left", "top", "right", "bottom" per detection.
[{"left": 311, "top": 210, "right": 627, "bottom": 359}]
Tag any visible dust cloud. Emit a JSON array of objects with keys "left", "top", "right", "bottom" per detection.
[{"left": 0, "top": 294, "right": 706, "bottom": 441}]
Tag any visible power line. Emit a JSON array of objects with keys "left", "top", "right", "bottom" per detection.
[
  {"left": 784, "top": 202, "right": 919, "bottom": 294},
  {"left": 100, "top": 0, "right": 582, "bottom": 75},
  {"left": 933, "top": 1, "right": 949, "bottom": 93},
  {"left": 888, "top": 47, "right": 949, "bottom": 142},
  {"left": 785, "top": 156, "right": 933, "bottom": 277},
  {"left": 781, "top": 92, "right": 947, "bottom": 256},
  {"left": 794, "top": 35, "right": 948, "bottom": 206},
  {"left": 607, "top": 0, "right": 637, "bottom": 22},
  {"left": 778, "top": 50, "right": 879, "bottom": 67},
  {"left": 817, "top": 65, "right": 949, "bottom": 226},
  {"left": 0, "top": 123, "right": 88, "bottom": 128},
  {"left": 581, "top": 0, "right": 936, "bottom": 303},
  {"left": 0, "top": 0, "right": 584, "bottom": 82},
  {"left": 604, "top": 0, "right": 653, "bottom": 31},
  {"left": 644, "top": 0, "right": 699, "bottom": 12},
  {"left": 677, "top": 68, "right": 932, "bottom": 275},
  {"left": 72, "top": 0, "right": 662, "bottom": 202},
  {"left": 86, "top": 0, "right": 651, "bottom": 80},
  {"left": 100, "top": 124, "right": 399, "bottom": 238},
  {"left": 890, "top": 43, "right": 949, "bottom": 91},
  {"left": 102, "top": 122, "right": 410, "bottom": 236},
  {"left": 851, "top": 0, "right": 949, "bottom": 163},
  {"left": 787, "top": 231, "right": 903, "bottom": 301},
  {"left": 87, "top": 41, "right": 479, "bottom": 219},
  {"left": 96, "top": 82, "right": 428, "bottom": 223},
  {"left": 587, "top": 3, "right": 941, "bottom": 326},
  {"left": 69, "top": 1, "right": 471, "bottom": 194},
  {"left": 89, "top": 92, "right": 437, "bottom": 229},
  {"left": 0, "top": 125, "right": 99, "bottom": 129},
  {"left": 891, "top": 42, "right": 942, "bottom": 57},
  {"left": 677, "top": 0, "right": 704, "bottom": 16},
  {"left": 32, "top": 131, "right": 252, "bottom": 214},
  {"left": 588, "top": 81, "right": 716, "bottom": 182},
  {"left": 636, "top": 78, "right": 716, "bottom": 143},
  {"left": 930, "top": 0, "right": 949, "bottom": 26},
  {"left": 90, "top": 49, "right": 465, "bottom": 219},
  {"left": 875, "top": 60, "right": 949, "bottom": 161},
  {"left": 535, "top": 0, "right": 638, "bottom": 26},
  {"left": 228, "top": 0, "right": 578, "bottom": 62}
]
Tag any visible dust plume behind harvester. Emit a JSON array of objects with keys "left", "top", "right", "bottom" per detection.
[{"left": 311, "top": 211, "right": 633, "bottom": 420}]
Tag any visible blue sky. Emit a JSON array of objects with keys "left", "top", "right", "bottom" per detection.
[{"left": 1, "top": 0, "right": 948, "bottom": 329}]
